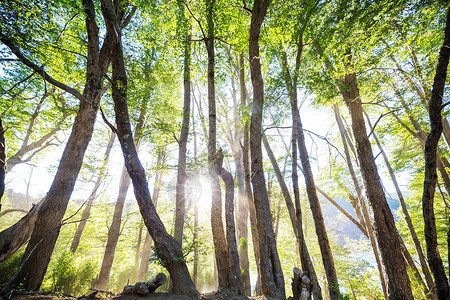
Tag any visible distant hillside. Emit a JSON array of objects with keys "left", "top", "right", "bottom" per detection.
[{"left": 320, "top": 195, "right": 400, "bottom": 246}]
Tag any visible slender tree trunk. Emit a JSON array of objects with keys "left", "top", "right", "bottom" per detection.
[
  {"left": 191, "top": 95, "right": 199, "bottom": 287},
  {"left": 174, "top": 8, "right": 191, "bottom": 245},
  {"left": 101, "top": 0, "right": 198, "bottom": 295},
  {"left": 5, "top": 0, "right": 113, "bottom": 289},
  {"left": 71, "top": 132, "right": 115, "bottom": 254},
  {"left": 96, "top": 167, "right": 131, "bottom": 291},
  {"left": 340, "top": 64, "right": 413, "bottom": 298},
  {"left": 262, "top": 134, "right": 322, "bottom": 300},
  {"left": 280, "top": 44, "right": 337, "bottom": 298},
  {"left": 421, "top": 7, "right": 450, "bottom": 300},
  {"left": 249, "top": 1, "right": 285, "bottom": 297},
  {"left": 135, "top": 224, "right": 143, "bottom": 267},
  {"left": 237, "top": 53, "right": 251, "bottom": 295},
  {"left": 137, "top": 148, "right": 165, "bottom": 282},
  {"left": 241, "top": 61, "right": 261, "bottom": 296},
  {"left": 97, "top": 86, "right": 148, "bottom": 291}
]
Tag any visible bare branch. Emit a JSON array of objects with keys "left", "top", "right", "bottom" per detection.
[
  {"left": 0, "top": 72, "right": 36, "bottom": 98},
  {"left": 100, "top": 105, "right": 117, "bottom": 133}
]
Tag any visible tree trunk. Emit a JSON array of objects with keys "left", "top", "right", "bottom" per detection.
[
  {"left": 100, "top": 0, "right": 198, "bottom": 295},
  {"left": 241, "top": 70, "right": 261, "bottom": 296},
  {"left": 236, "top": 53, "right": 251, "bottom": 295},
  {"left": 137, "top": 148, "right": 165, "bottom": 282},
  {"left": 217, "top": 164, "right": 244, "bottom": 295},
  {"left": 205, "top": 0, "right": 231, "bottom": 290},
  {"left": 262, "top": 134, "right": 322, "bottom": 300},
  {"left": 71, "top": 132, "right": 115, "bottom": 254},
  {"left": 364, "top": 110, "right": 435, "bottom": 298},
  {"left": 97, "top": 84, "right": 148, "bottom": 291},
  {"left": 340, "top": 67, "right": 413, "bottom": 298},
  {"left": 421, "top": 7, "right": 450, "bottom": 300},
  {"left": 96, "top": 167, "right": 131, "bottom": 291},
  {"left": 5, "top": 0, "right": 113, "bottom": 289},
  {"left": 173, "top": 7, "right": 191, "bottom": 245},
  {"left": 249, "top": 1, "right": 285, "bottom": 297},
  {"left": 135, "top": 224, "right": 143, "bottom": 267},
  {"left": 333, "top": 105, "right": 387, "bottom": 298}
]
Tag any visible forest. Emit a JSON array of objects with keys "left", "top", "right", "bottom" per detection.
[{"left": 0, "top": 0, "right": 449, "bottom": 299}]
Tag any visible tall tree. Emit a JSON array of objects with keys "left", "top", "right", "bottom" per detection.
[
  {"left": 248, "top": 0, "right": 285, "bottom": 297},
  {"left": 100, "top": 0, "right": 198, "bottom": 295},
  {"left": 338, "top": 51, "right": 413, "bottom": 298},
  {"left": 421, "top": 6, "right": 450, "bottom": 300},
  {"left": 173, "top": 3, "right": 191, "bottom": 245},
  {"left": 280, "top": 33, "right": 339, "bottom": 296},
  {"left": 205, "top": 0, "right": 231, "bottom": 290},
  {"left": 1, "top": 0, "right": 118, "bottom": 289}
]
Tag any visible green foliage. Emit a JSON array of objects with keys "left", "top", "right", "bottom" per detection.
[
  {"left": 43, "top": 251, "right": 97, "bottom": 296},
  {"left": 0, "top": 248, "right": 25, "bottom": 288}
]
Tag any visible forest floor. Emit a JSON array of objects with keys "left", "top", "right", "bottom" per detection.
[{"left": 3, "top": 289, "right": 282, "bottom": 300}]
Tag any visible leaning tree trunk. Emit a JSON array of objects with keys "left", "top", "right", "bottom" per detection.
[
  {"left": 421, "top": 7, "right": 450, "bottom": 300},
  {"left": 333, "top": 105, "right": 387, "bottom": 298},
  {"left": 364, "top": 110, "right": 435, "bottom": 298},
  {"left": 4, "top": 0, "right": 113, "bottom": 290},
  {"left": 339, "top": 56, "right": 413, "bottom": 298},
  {"left": 205, "top": 0, "right": 231, "bottom": 290},
  {"left": 262, "top": 133, "right": 322, "bottom": 300},
  {"left": 137, "top": 148, "right": 165, "bottom": 282},
  {"left": 71, "top": 132, "right": 115, "bottom": 254},
  {"left": 97, "top": 92, "right": 148, "bottom": 291},
  {"left": 100, "top": 0, "right": 198, "bottom": 295},
  {"left": 249, "top": 0, "right": 285, "bottom": 297}
]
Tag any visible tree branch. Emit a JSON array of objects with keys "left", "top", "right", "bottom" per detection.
[{"left": 0, "top": 37, "right": 84, "bottom": 102}]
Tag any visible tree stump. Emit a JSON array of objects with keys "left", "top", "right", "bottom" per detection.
[{"left": 291, "top": 267, "right": 311, "bottom": 300}]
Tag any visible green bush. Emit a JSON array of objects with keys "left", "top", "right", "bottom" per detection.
[
  {"left": 44, "top": 251, "right": 98, "bottom": 296},
  {"left": 0, "top": 249, "right": 25, "bottom": 288}
]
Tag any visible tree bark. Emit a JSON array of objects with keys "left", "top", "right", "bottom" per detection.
[
  {"left": 205, "top": 0, "right": 231, "bottom": 290},
  {"left": 100, "top": 0, "right": 198, "bottom": 295},
  {"left": 4, "top": 0, "right": 113, "bottom": 290},
  {"left": 97, "top": 88, "right": 148, "bottom": 291},
  {"left": 137, "top": 148, "right": 165, "bottom": 282},
  {"left": 364, "top": 110, "right": 435, "bottom": 298},
  {"left": 217, "top": 164, "right": 244, "bottom": 295},
  {"left": 333, "top": 105, "right": 387, "bottom": 298},
  {"left": 340, "top": 65, "right": 413, "bottom": 298},
  {"left": 249, "top": 1, "right": 285, "bottom": 297},
  {"left": 70, "top": 132, "right": 115, "bottom": 254},
  {"left": 173, "top": 8, "right": 191, "bottom": 245},
  {"left": 421, "top": 7, "right": 450, "bottom": 300}
]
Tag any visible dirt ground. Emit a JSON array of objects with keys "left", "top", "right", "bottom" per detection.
[{"left": 1, "top": 289, "right": 284, "bottom": 300}]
